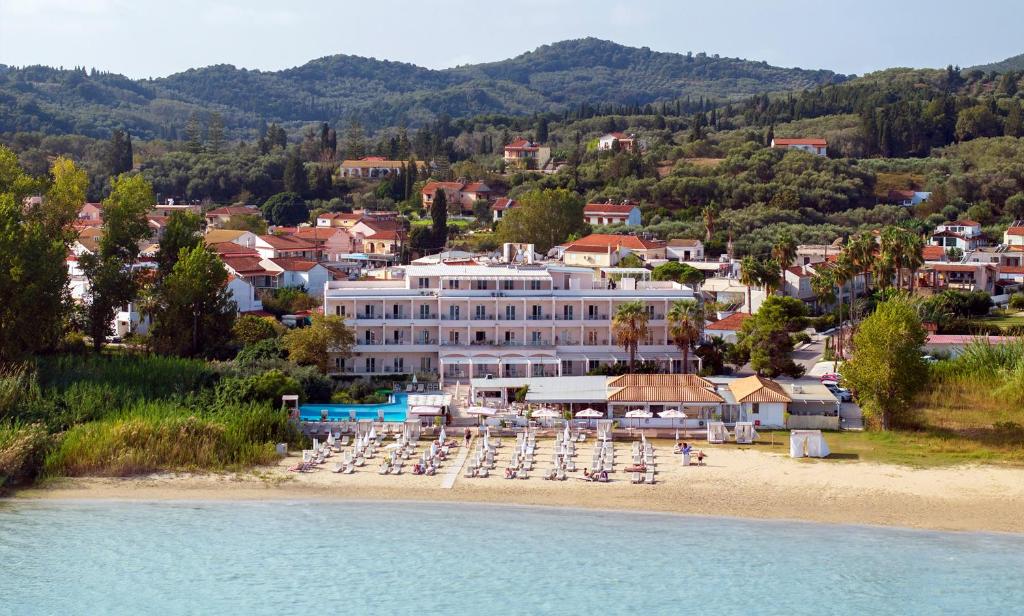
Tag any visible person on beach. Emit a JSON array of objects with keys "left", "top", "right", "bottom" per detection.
[
  {"left": 464, "top": 428, "right": 471, "bottom": 447},
  {"left": 696, "top": 450, "right": 706, "bottom": 465}
]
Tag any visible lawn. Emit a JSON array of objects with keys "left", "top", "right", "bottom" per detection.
[{"left": 968, "top": 314, "right": 1024, "bottom": 331}]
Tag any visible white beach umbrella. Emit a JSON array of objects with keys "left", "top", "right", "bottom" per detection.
[
  {"left": 625, "top": 409, "right": 652, "bottom": 431},
  {"left": 532, "top": 408, "right": 560, "bottom": 419},
  {"left": 410, "top": 405, "right": 442, "bottom": 415},
  {"left": 576, "top": 408, "right": 602, "bottom": 418},
  {"left": 439, "top": 426, "right": 446, "bottom": 443},
  {"left": 368, "top": 426, "right": 377, "bottom": 440},
  {"left": 465, "top": 406, "right": 496, "bottom": 416},
  {"left": 659, "top": 408, "right": 688, "bottom": 440}
]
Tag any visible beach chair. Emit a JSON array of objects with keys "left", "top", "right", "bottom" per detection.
[
  {"left": 390, "top": 463, "right": 402, "bottom": 475},
  {"left": 464, "top": 465, "right": 476, "bottom": 478},
  {"left": 478, "top": 467, "right": 489, "bottom": 478},
  {"left": 556, "top": 468, "right": 567, "bottom": 481},
  {"left": 645, "top": 470, "right": 655, "bottom": 484},
  {"left": 378, "top": 463, "right": 390, "bottom": 475},
  {"left": 518, "top": 469, "right": 529, "bottom": 479},
  {"left": 602, "top": 460, "right": 614, "bottom": 473},
  {"left": 632, "top": 472, "right": 642, "bottom": 484},
  {"left": 342, "top": 463, "right": 355, "bottom": 474}
]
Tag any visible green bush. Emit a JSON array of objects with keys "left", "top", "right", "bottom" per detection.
[
  {"left": 0, "top": 423, "right": 51, "bottom": 489},
  {"left": 215, "top": 369, "right": 301, "bottom": 405},
  {"left": 1009, "top": 293, "right": 1024, "bottom": 311}
]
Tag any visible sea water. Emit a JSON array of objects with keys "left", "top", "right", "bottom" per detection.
[{"left": 1, "top": 500, "right": 1022, "bottom": 615}]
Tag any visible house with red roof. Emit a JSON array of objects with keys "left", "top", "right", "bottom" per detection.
[
  {"left": 1004, "top": 222, "right": 1024, "bottom": 247},
  {"left": 205, "top": 205, "right": 262, "bottom": 228},
  {"left": 916, "top": 262, "right": 996, "bottom": 293},
  {"left": 704, "top": 312, "right": 751, "bottom": 344},
  {"left": 77, "top": 202, "right": 103, "bottom": 222},
  {"left": 254, "top": 234, "right": 317, "bottom": 260},
  {"left": 421, "top": 180, "right": 492, "bottom": 214},
  {"left": 491, "top": 197, "right": 517, "bottom": 222},
  {"left": 268, "top": 258, "right": 330, "bottom": 294},
  {"left": 770, "top": 137, "right": 828, "bottom": 156},
  {"left": 930, "top": 220, "right": 983, "bottom": 252},
  {"left": 561, "top": 233, "right": 666, "bottom": 267},
  {"left": 598, "top": 132, "right": 641, "bottom": 153},
  {"left": 583, "top": 201, "right": 642, "bottom": 226},
  {"left": 886, "top": 189, "right": 932, "bottom": 207},
  {"left": 502, "top": 138, "right": 551, "bottom": 170}
]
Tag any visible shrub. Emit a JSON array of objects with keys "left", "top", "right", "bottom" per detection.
[
  {"left": 1009, "top": 293, "right": 1024, "bottom": 310},
  {"left": 235, "top": 338, "right": 286, "bottom": 368},
  {"left": 0, "top": 423, "right": 51, "bottom": 489},
  {"left": 215, "top": 369, "right": 301, "bottom": 405},
  {"left": 232, "top": 315, "right": 284, "bottom": 346}
]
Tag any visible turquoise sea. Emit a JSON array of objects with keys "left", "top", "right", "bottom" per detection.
[{"left": 1, "top": 500, "right": 1022, "bottom": 615}]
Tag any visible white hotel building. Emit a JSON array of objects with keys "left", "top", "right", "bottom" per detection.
[{"left": 323, "top": 262, "right": 700, "bottom": 381}]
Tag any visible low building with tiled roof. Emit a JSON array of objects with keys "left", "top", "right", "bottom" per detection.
[
  {"left": 503, "top": 137, "right": 551, "bottom": 169},
  {"left": 421, "top": 180, "right": 492, "bottom": 214},
  {"left": 704, "top": 312, "right": 751, "bottom": 343},
  {"left": 723, "top": 375, "right": 792, "bottom": 427},
  {"left": 1004, "top": 223, "right": 1024, "bottom": 248},
  {"left": 491, "top": 197, "right": 517, "bottom": 222},
  {"left": 770, "top": 137, "right": 827, "bottom": 156},
  {"left": 339, "top": 157, "right": 426, "bottom": 179},
  {"left": 606, "top": 373, "right": 721, "bottom": 406},
  {"left": 254, "top": 234, "right": 317, "bottom": 260},
  {"left": 205, "top": 205, "right": 261, "bottom": 228},
  {"left": 584, "top": 201, "right": 642, "bottom": 227},
  {"left": 666, "top": 238, "right": 705, "bottom": 261},
  {"left": 598, "top": 132, "right": 641, "bottom": 153},
  {"left": 931, "top": 220, "right": 983, "bottom": 252},
  {"left": 562, "top": 233, "right": 666, "bottom": 268}
]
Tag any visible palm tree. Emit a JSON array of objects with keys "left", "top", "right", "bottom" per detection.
[
  {"left": 902, "top": 232, "right": 925, "bottom": 293},
  {"left": 831, "top": 254, "right": 855, "bottom": 359},
  {"left": 872, "top": 251, "right": 896, "bottom": 291},
  {"left": 845, "top": 233, "right": 877, "bottom": 293},
  {"left": 759, "top": 258, "right": 783, "bottom": 296},
  {"left": 667, "top": 299, "right": 704, "bottom": 374},
  {"left": 612, "top": 301, "right": 650, "bottom": 372},
  {"left": 771, "top": 234, "right": 798, "bottom": 296},
  {"left": 810, "top": 269, "right": 836, "bottom": 311},
  {"left": 701, "top": 204, "right": 717, "bottom": 242},
  {"left": 739, "top": 256, "right": 759, "bottom": 313}
]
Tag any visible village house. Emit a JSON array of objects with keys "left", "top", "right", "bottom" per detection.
[
  {"left": 204, "top": 228, "right": 258, "bottom": 249},
  {"left": 704, "top": 312, "right": 751, "bottom": 344},
  {"left": 502, "top": 138, "right": 551, "bottom": 170},
  {"left": 783, "top": 265, "right": 819, "bottom": 303},
  {"left": 583, "top": 201, "right": 642, "bottom": 226},
  {"left": 221, "top": 255, "right": 282, "bottom": 293},
  {"left": 421, "top": 180, "right": 492, "bottom": 214},
  {"left": 226, "top": 275, "right": 263, "bottom": 313},
  {"left": 916, "top": 262, "right": 996, "bottom": 294},
  {"left": 924, "top": 334, "right": 1019, "bottom": 358},
  {"left": 205, "top": 205, "right": 261, "bottom": 228},
  {"left": 597, "top": 132, "right": 641, "bottom": 153},
  {"left": 886, "top": 189, "right": 932, "bottom": 207},
  {"left": 276, "top": 226, "right": 357, "bottom": 262},
  {"left": 150, "top": 200, "right": 202, "bottom": 218},
  {"left": 770, "top": 137, "right": 828, "bottom": 156},
  {"left": 561, "top": 234, "right": 667, "bottom": 268},
  {"left": 315, "top": 212, "right": 364, "bottom": 228},
  {"left": 253, "top": 234, "right": 317, "bottom": 260},
  {"left": 338, "top": 157, "right": 426, "bottom": 179},
  {"left": 77, "top": 202, "right": 103, "bottom": 222},
  {"left": 491, "top": 197, "right": 517, "bottom": 222},
  {"left": 930, "top": 220, "right": 983, "bottom": 252},
  {"left": 1003, "top": 223, "right": 1024, "bottom": 247},
  {"left": 267, "top": 258, "right": 330, "bottom": 295},
  {"left": 666, "top": 239, "right": 704, "bottom": 261}
]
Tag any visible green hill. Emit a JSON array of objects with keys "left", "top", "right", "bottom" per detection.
[
  {"left": 969, "top": 52, "right": 1024, "bottom": 74},
  {"left": 0, "top": 38, "right": 846, "bottom": 140}
]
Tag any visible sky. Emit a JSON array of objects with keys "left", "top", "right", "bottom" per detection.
[{"left": 1, "top": 0, "right": 1021, "bottom": 78}]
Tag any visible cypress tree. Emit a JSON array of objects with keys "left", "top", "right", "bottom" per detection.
[{"left": 431, "top": 188, "right": 448, "bottom": 250}]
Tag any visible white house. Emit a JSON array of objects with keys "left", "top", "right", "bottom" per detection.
[
  {"left": 704, "top": 312, "right": 751, "bottom": 344},
  {"left": 770, "top": 137, "right": 827, "bottom": 156},
  {"left": 1004, "top": 224, "right": 1024, "bottom": 247},
  {"left": 598, "top": 132, "right": 640, "bottom": 152},
  {"left": 227, "top": 275, "right": 263, "bottom": 313},
  {"left": 583, "top": 201, "right": 641, "bottom": 226},
  {"left": 930, "top": 220, "right": 983, "bottom": 252},
  {"left": 269, "top": 258, "right": 330, "bottom": 296},
  {"left": 666, "top": 239, "right": 704, "bottom": 261},
  {"left": 724, "top": 375, "right": 792, "bottom": 429}
]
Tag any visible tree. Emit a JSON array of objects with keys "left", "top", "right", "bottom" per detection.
[
  {"left": 156, "top": 211, "right": 203, "bottom": 279},
  {"left": 701, "top": 204, "right": 717, "bottom": 241},
  {"left": 81, "top": 174, "right": 153, "bottom": 352},
  {"left": 667, "top": 299, "right": 703, "bottom": 374},
  {"left": 0, "top": 149, "right": 86, "bottom": 362},
  {"left": 106, "top": 129, "right": 133, "bottom": 176},
  {"left": 430, "top": 188, "right": 448, "bottom": 249},
  {"left": 1005, "top": 193, "right": 1024, "bottom": 220},
  {"left": 955, "top": 105, "right": 1000, "bottom": 142},
  {"left": 735, "top": 296, "right": 808, "bottom": 378},
  {"left": 223, "top": 214, "right": 268, "bottom": 235},
  {"left": 185, "top": 112, "right": 203, "bottom": 154},
  {"left": 739, "top": 256, "right": 759, "bottom": 313},
  {"left": 496, "top": 188, "right": 586, "bottom": 252},
  {"left": 1006, "top": 101, "right": 1024, "bottom": 138},
  {"left": 840, "top": 297, "right": 927, "bottom": 430},
  {"left": 282, "top": 314, "right": 355, "bottom": 374},
  {"left": 830, "top": 253, "right": 855, "bottom": 359},
  {"left": 771, "top": 234, "right": 797, "bottom": 295},
  {"left": 535, "top": 116, "right": 549, "bottom": 143},
  {"left": 207, "top": 112, "right": 225, "bottom": 154},
  {"left": 150, "top": 245, "right": 236, "bottom": 357},
  {"left": 652, "top": 261, "right": 703, "bottom": 285},
  {"left": 232, "top": 314, "right": 284, "bottom": 346},
  {"left": 611, "top": 301, "right": 649, "bottom": 372},
  {"left": 283, "top": 152, "right": 308, "bottom": 196},
  {"left": 618, "top": 253, "right": 644, "bottom": 268},
  {"left": 261, "top": 192, "right": 308, "bottom": 226},
  {"left": 344, "top": 121, "right": 366, "bottom": 160}
]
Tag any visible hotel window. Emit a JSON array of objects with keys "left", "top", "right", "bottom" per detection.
[
  {"left": 563, "top": 305, "right": 574, "bottom": 320},
  {"left": 529, "top": 280, "right": 542, "bottom": 290},
  {"left": 392, "top": 330, "right": 402, "bottom": 344},
  {"left": 418, "top": 277, "right": 429, "bottom": 289},
  {"left": 364, "top": 331, "right": 375, "bottom": 345},
  {"left": 449, "top": 331, "right": 460, "bottom": 345},
  {"left": 502, "top": 280, "right": 514, "bottom": 290},
  {"left": 531, "top": 305, "right": 543, "bottom": 319},
  {"left": 449, "top": 305, "right": 460, "bottom": 320},
  {"left": 475, "top": 305, "right": 486, "bottom": 320},
  {"left": 419, "top": 305, "right": 431, "bottom": 319},
  {"left": 531, "top": 331, "right": 542, "bottom": 344},
  {"left": 587, "top": 305, "right": 599, "bottom": 319},
  {"left": 335, "top": 306, "right": 342, "bottom": 316},
  {"left": 365, "top": 358, "right": 376, "bottom": 373},
  {"left": 474, "top": 280, "right": 488, "bottom": 290},
  {"left": 586, "top": 331, "right": 598, "bottom": 345},
  {"left": 505, "top": 305, "right": 516, "bottom": 320},
  {"left": 420, "top": 357, "right": 431, "bottom": 372},
  {"left": 392, "top": 304, "right": 401, "bottom": 319},
  {"left": 588, "top": 360, "right": 600, "bottom": 373},
  {"left": 504, "top": 331, "right": 516, "bottom": 343},
  {"left": 561, "top": 360, "right": 573, "bottom": 375},
  {"left": 421, "top": 330, "right": 431, "bottom": 344},
  {"left": 645, "top": 305, "right": 655, "bottom": 318},
  {"left": 393, "top": 357, "right": 404, "bottom": 372},
  {"left": 364, "top": 305, "right": 375, "bottom": 318},
  {"left": 447, "top": 279, "right": 460, "bottom": 289}
]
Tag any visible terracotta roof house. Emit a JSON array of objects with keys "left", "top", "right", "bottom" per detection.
[
  {"left": 705, "top": 312, "right": 751, "bottom": 343},
  {"left": 421, "top": 180, "right": 493, "bottom": 214},
  {"left": 606, "top": 374, "right": 721, "bottom": 405},
  {"left": 491, "top": 197, "right": 517, "bottom": 222},
  {"left": 583, "top": 201, "right": 642, "bottom": 227},
  {"left": 254, "top": 234, "right": 317, "bottom": 260},
  {"left": 205, "top": 205, "right": 261, "bottom": 228},
  {"left": 1004, "top": 223, "right": 1024, "bottom": 247},
  {"left": 598, "top": 132, "right": 641, "bottom": 152},
  {"left": 666, "top": 238, "right": 705, "bottom": 261},
  {"left": 503, "top": 138, "right": 551, "bottom": 169},
  {"left": 562, "top": 233, "right": 666, "bottom": 268},
  {"left": 770, "top": 137, "right": 827, "bottom": 156}
]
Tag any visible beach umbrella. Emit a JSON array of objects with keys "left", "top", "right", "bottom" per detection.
[
  {"left": 659, "top": 408, "right": 688, "bottom": 440},
  {"left": 466, "top": 406, "right": 496, "bottom": 416},
  {"left": 576, "top": 408, "right": 602, "bottom": 418},
  {"left": 368, "top": 426, "right": 377, "bottom": 440},
  {"left": 625, "top": 409, "right": 653, "bottom": 432},
  {"left": 532, "top": 408, "right": 560, "bottom": 419},
  {"left": 410, "top": 405, "right": 442, "bottom": 415},
  {"left": 439, "top": 426, "right": 446, "bottom": 444}
]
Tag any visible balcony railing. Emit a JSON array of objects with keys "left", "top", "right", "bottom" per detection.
[{"left": 584, "top": 314, "right": 609, "bottom": 321}]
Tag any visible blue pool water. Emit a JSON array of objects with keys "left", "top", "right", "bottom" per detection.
[
  {"left": 299, "top": 392, "right": 408, "bottom": 421},
  {"left": 1, "top": 500, "right": 1023, "bottom": 615}
]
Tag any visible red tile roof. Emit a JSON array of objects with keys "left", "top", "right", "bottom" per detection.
[
  {"left": 773, "top": 138, "right": 827, "bottom": 146},
  {"left": 1006, "top": 227, "right": 1024, "bottom": 236},
  {"left": 421, "top": 181, "right": 465, "bottom": 196},
  {"left": 567, "top": 233, "right": 665, "bottom": 251},
  {"left": 947, "top": 220, "right": 980, "bottom": 227},
  {"left": 584, "top": 203, "right": 638, "bottom": 215},
  {"left": 888, "top": 189, "right": 917, "bottom": 200},
  {"left": 491, "top": 198, "right": 516, "bottom": 211},
  {"left": 222, "top": 255, "right": 276, "bottom": 275},
  {"left": 257, "top": 234, "right": 315, "bottom": 250},
  {"left": 504, "top": 138, "right": 539, "bottom": 150},
  {"left": 269, "top": 257, "right": 320, "bottom": 272},
  {"left": 366, "top": 229, "right": 402, "bottom": 240},
  {"left": 207, "top": 205, "right": 260, "bottom": 217},
  {"left": 922, "top": 246, "right": 946, "bottom": 261},
  {"left": 209, "top": 242, "right": 259, "bottom": 257},
  {"left": 463, "top": 182, "right": 491, "bottom": 193},
  {"left": 668, "top": 238, "right": 701, "bottom": 247},
  {"left": 706, "top": 312, "right": 751, "bottom": 331},
  {"left": 999, "top": 265, "right": 1024, "bottom": 274}
]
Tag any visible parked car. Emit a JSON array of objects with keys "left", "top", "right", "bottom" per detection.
[
  {"left": 819, "top": 373, "right": 840, "bottom": 383},
  {"left": 824, "top": 382, "right": 852, "bottom": 402}
]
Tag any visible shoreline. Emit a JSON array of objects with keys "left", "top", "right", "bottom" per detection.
[{"left": 12, "top": 444, "right": 1024, "bottom": 534}]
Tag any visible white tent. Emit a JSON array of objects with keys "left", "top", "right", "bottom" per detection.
[
  {"left": 789, "top": 430, "right": 831, "bottom": 458},
  {"left": 734, "top": 422, "right": 758, "bottom": 445},
  {"left": 706, "top": 421, "right": 728, "bottom": 444}
]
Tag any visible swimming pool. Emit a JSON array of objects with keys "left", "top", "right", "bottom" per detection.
[{"left": 299, "top": 392, "right": 408, "bottom": 422}]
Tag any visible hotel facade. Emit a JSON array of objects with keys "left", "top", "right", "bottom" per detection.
[{"left": 323, "top": 263, "right": 700, "bottom": 381}]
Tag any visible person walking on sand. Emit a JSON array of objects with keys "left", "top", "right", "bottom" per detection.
[{"left": 464, "top": 428, "right": 471, "bottom": 447}]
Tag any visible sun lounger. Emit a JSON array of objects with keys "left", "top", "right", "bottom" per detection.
[
  {"left": 378, "top": 464, "right": 390, "bottom": 475},
  {"left": 645, "top": 470, "right": 655, "bottom": 484},
  {"left": 518, "top": 469, "right": 528, "bottom": 479},
  {"left": 632, "top": 472, "right": 642, "bottom": 484},
  {"left": 556, "top": 468, "right": 567, "bottom": 481},
  {"left": 477, "top": 467, "right": 489, "bottom": 478}
]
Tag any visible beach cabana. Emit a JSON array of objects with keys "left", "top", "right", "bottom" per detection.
[
  {"left": 706, "top": 421, "right": 728, "bottom": 444},
  {"left": 734, "top": 421, "right": 758, "bottom": 444},
  {"left": 789, "top": 430, "right": 830, "bottom": 458}
]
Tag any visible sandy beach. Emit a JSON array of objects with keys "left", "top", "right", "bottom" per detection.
[{"left": 13, "top": 438, "right": 1024, "bottom": 533}]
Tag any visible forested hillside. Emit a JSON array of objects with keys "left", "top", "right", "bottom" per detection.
[{"left": 0, "top": 38, "right": 845, "bottom": 139}]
